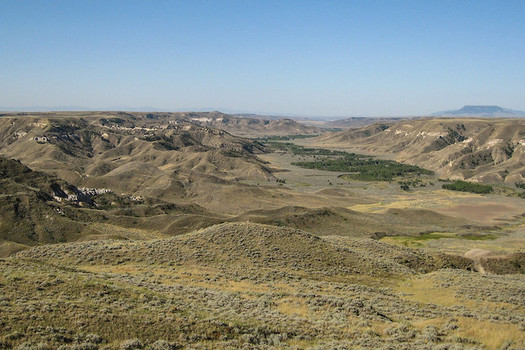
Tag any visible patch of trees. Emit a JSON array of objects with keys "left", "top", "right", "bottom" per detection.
[
  {"left": 399, "top": 179, "right": 427, "bottom": 190},
  {"left": 265, "top": 142, "right": 433, "bottom": 181},
  {"left": 291, "top": 155, "right": 432, "bottom": 181},
  {"left": 442, "top": 180, "right": 493, "bottom": 194}
]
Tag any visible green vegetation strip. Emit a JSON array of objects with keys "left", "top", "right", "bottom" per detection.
[
  {"left": 267, "top": 142, "right": 433, "bottom": 181},
  {"left": 442, "top": 180, "right": 493, "bottom": 194}
]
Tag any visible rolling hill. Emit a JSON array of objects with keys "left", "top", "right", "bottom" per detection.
[
  {"left": 4, "top": 222, "right": 522, "bottom": 348},
  {"left": 182, "top": 111, "right": 323, "bottom": 136},
  {"left": 0, "top": 112, "right": 274, "bottom": 201},
  {"left": 0, "top": 155, "right": 229, "bottom": 255},
  {"left": 313, "top": 118, "right": 525, "bottom": 183}
]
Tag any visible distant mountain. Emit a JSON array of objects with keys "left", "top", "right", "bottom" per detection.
[{"left": 434, "top": 105, "right": 525, "bottom": 117}]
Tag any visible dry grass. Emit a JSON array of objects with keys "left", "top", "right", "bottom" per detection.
[
  {"left": 396, "top": 274, "right": 462, "bottom": 307},
  {"left": 276, "top": 297, "right": 310, "bottom": 318},
  {"left": 81, "top": 263, "right": 144, "bottom": 274},
  {"left": 397, "top": 272, "right": 525, "bottom": 314},
  {"left": 412, "top": 317, "right": 448, "bottom": 330},
  {"left": 456, "top": 317, "right": 525, "bottom": 350},
  {"left": 84, "top": 223, "right": 166, "bottom": 240}
]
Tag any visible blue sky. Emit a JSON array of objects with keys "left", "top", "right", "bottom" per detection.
[{"left": 1, "top": 1, "right": 524, "bottom": 116}]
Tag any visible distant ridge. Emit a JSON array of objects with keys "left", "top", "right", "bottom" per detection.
[
  {"left": 434, "top": 105, "right": 525, "bottom": 117},
  {"left": 324, "top": 116, "right": 411, "bottom": 128},
  {"left": 0, "top": 106, "right": 165, "bottom": 112}
]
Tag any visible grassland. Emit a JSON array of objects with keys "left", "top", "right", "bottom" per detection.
[
  {"left": 1, "top": 223, "right": 523, "bottom": 349},
  {"left": 380, "top": 232, "right": 498, "bottom": 248}
]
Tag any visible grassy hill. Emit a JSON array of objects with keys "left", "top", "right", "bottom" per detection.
[{"left": 1, "top": 222, "right": 521, "bottom": 349}]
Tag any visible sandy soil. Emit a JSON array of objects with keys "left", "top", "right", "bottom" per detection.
[{"left": 435, "top": 202, "right": 525, "bottom": 225}]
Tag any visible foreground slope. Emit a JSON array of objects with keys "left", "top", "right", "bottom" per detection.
[{"left": 1, "top": 222, "right": 522, "bottom": 349}]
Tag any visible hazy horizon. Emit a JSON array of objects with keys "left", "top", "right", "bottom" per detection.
[
  {"left": 1, "top": 1, "right": 524, "bottom": 116},
  {"left": 0, "top": 104, "right": 436, "bottom": 118}
]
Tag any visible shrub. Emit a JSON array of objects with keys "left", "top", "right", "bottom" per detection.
[
  {"left": 147, "top": 340, "right": 180, "bottom": 350},
  {"left": 442, "top": 180, "right": 493, "bottom": 194},
  {"left": 120, "top": 339, "right": 143, "bottom": 350}
]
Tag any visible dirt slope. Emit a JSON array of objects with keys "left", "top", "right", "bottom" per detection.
[
  {"left": 0, "top": 113, "right": 274, "bottom": 202},
  {"left": 313, "top": 118, "right": 525, "bottom": 183},
  {"left": 183, "top": 111, "right": 323, "bottom": 136},
  {"left": 0, "top": 156, "right": 226, "bottom": 251}
]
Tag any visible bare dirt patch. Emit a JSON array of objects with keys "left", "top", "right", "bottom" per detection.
[{"left": 435, "top": 202, "right": 524, "bottom": 225}]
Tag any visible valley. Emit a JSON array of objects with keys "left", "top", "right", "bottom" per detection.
[{"left": 0, "top": 112, "right": 524, "bottom": 349}]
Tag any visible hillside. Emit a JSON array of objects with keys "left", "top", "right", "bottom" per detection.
[
  {"left": 17, "top": 222, "right": 473, "bottom": 277},
  {"left": 313, "top": 118, "right": 525, "bottom": 183},
  {"left": 0, "top": 113, "right": 274, "bottom": 202},
  {"left": 3, "top": 222, "right": 522, "bottom": 348},
  {"left": 182, "top": 112, "right": 323, "bottom": 137},
  {"left": 0, "top": 156, "right": 228, "bottom": 254},
  {"left": 0, "top": 156, "right": 91, "bottom": 248}
]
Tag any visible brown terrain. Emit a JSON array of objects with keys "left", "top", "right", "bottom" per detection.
[
  {"left": 184, "top": 112, "right": 323, "bottom": 137},
  {"left": 0, "top": 112, "right": 523, "bottom": 349},
  {"left": 311, "top": 118, "right": 525, "bottom": 183}
]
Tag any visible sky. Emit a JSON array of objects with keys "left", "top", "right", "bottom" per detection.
[{"left": 1, "top": 1, "right": 524, "bottom": 117}]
